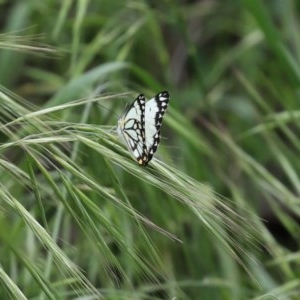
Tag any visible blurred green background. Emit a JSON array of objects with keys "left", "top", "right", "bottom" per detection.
[{"left": 1, "top": 0, "right": 300, "bottom": 299}]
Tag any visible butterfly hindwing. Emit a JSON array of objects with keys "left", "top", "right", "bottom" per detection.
[
  {"left": 117, "top": 94, "right": 148, "bottom": 165},
  {"left": 118, "top": 91, "right": 170, "bottom": 166}
]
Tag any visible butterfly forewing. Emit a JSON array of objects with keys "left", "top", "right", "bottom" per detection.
[
  {"left": 144, "top": 91, "right": 170, "bottom": 162},
  {"left": 118, "top": 91, "right": 170, "bottom": 166}
]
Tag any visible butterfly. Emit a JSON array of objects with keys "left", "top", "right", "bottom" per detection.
[{"left": 117, "top": 91, "right": 170, "bottom": 166}]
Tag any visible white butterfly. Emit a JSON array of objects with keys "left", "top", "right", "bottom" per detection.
[{"left": 117, "top": 91, "right": 170, "bottom": 166}]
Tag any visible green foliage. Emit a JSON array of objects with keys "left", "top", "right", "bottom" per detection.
[{"left": 1, "top": 0, "right": 300, "bottom": 299}]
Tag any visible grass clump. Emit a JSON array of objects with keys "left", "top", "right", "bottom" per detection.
[{"left": 1, "top": 1, "right": 300, "bottom": 299}]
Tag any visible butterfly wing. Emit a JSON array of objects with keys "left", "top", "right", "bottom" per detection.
[
  {"left": 117, "top": 94, "right": 148, "bottom": 166},
  {"left": 144, "top": 91, "right": 170, "bottom": 163}
]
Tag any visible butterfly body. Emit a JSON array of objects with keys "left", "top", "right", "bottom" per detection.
[{"left": 117, "top": 91, "right": 170, "bottom": 166}]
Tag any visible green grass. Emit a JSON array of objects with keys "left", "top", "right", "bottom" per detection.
[{"left": 1, "top": 1, "right": 300, "bottom": 299}]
